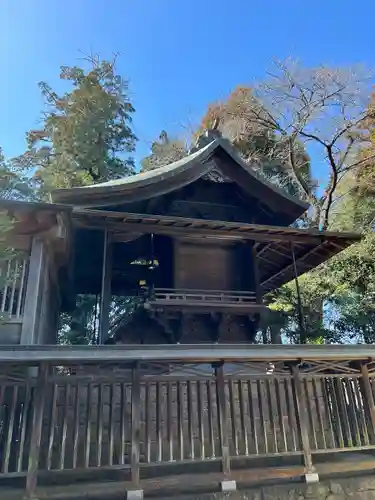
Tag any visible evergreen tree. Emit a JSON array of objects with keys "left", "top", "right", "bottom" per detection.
[{"left": 14, "top": 56, "right": 137, "bottom": 194}]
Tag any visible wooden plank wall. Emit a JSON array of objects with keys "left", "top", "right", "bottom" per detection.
[{"left": 173, "top": 240, "right": 238, "bottom": 291}]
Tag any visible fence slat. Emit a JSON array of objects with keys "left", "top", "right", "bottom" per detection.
[
  {"left": 84, "top": 384, "right": 92, "bottom": 468},
  {"left": 47, "top": 384, "right": 58, "bottom": 470},
  {"left": 248, "top": 380, "right": 259, "bottom": 455},
  {"left": 229, "top": 379, "right": 239, "bottom": 456},
  {"left": 167, "top": 381, "right": 173, "bottom": 462},
  {"left": 156, "top": 381, "right": 162, "bottom": 462},
  {"left": 72, "top": 384, "right": 80, "bottom": 469},
  {"left": 238, "top": 380, "right": 249, "bottom": 456},
  {"left": 25, "top": 364, "right": 48, "bottom": 498},
  {"left": 275, "top": 378, "right": 287, "bottom": 453},
  {"left": 59, "top": 383, "right": 70, "bottom": 469},
  {"left": 257, "top": 380, "right": 268, "bottom": 454},
  {"left": 131, "top": 364, "right": 141, "bottom": 486},
  {"left": 311, "top": 378, "right": 326, "bottom": 450},
  {"left": 17, "top": 384, "right": 31, "bottom": 472},
  {"left": 4, "top": 386, "right": 18, "bottom": 473},
  {"left": 197, "top": 380, "right": 205, "bottom": 459},
  {"left": 120, "top": 383, "right": 127, "bottom": 466},
  {"left": 207, "top": 379, "right": 215, "bottom": 458},
  {"left": 177, "top": 381, "right": 184, "bottom": 460},
  {"left": 2, "top": 355, "right": 375, "bottom": 495},
  {"left": 215, "top": 363, "right": 230, "bottom": 474},
  {"left": 188, "top": 380, "right": 195, "bottom": 460},
  {"left": 291, "top": 366, "right": 314, "bottom": 475}
]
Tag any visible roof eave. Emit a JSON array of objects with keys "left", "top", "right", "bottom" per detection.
[{"left": 51, "top": 139, "right": 309, "bottom": 221}]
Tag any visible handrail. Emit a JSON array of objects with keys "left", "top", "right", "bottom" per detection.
[
  {"left": 0, "top": 343, "right": 374, "bottom": 364},
  {"left": 152, "top": 288, "right": 257, "bottom": 304},
  {"left": 154, "top": 288, "right": 255, "bottom": 296}
]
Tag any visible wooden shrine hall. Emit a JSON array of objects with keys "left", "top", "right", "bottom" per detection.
[
  {"left": 2, "top": 131, "right": 375, "bottom": 500},
  {"left": 0, "top": 131, "right": 360, "bottom": 346}
]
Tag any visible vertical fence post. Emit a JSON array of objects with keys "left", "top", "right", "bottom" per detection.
[
  {"left": 291, "top": 364, "right": 319, "bottom": 484},
  {"left": 360, "top": 362, "right": 375, "bottom": 442},
  {"left": 25, "top": 362, "right": 48, "bottom": 499},
  {"left": 128, "top": 362, "right": 143, "bottom": 500},
  {"left": 214, "top": 361, "right": 236, "bottom": 492}
]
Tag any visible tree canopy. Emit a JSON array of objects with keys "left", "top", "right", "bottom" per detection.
[
  {"left": 14, "top": 56, "right": 137, "bottom": 195},
  {"left": 141, "top": 130, "right": 187, "bottom": 172}
]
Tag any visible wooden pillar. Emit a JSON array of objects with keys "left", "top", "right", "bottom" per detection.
[
  {"left": 25, "top": 363, "right": 48, "bottom": 498},
  {"left": 290, "top": 242, "right": 306, "bottom": 344},
  {"left": 99, "top": 229, "right": 112, "bottom": 344},
  {"left": 131, "top": 363, "right": 141, "bottom": 487},
  {"left": 252, "top": 244, "right": 262, "bottom": 305},
  {"left": 291, "top": 365, "right": 318, "bottom": 483},
  {"left": 361, "top": 363, "right": 375, "bottom": 442},
  {"left": 214, "top": 362, "right": 230, "bottom": 476},
  {"left": 20, "top": 238, "right": 46, "bottom": 345}
]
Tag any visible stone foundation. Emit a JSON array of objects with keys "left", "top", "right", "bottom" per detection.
[{"left": 182, "top": 476, "right": 375, "bottom": 500}]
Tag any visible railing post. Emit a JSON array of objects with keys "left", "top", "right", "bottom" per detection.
[
  {"left": 25, "top": 362, "right": 48, "bottom": 499},
  {"left": 128, "top": 362, "right": 143, "bottom": 500},
  {"left": 214, "top": 361, "right": 236, "bottom": 492},
  {"left": 291, "top": 364, "right": 319, "bottom": 484},
  {"left": 360, "top": 362, "right": 375, "bottom": 442}
]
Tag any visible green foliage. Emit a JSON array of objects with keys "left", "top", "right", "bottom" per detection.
[
  {"left": 0, "top": 147, "right": 29, "bottom": 292},
  {"left": 59, "top": 294, "right": 140, "bottom": 345},
  {"left": 0, "top": 147, "right": 32, "bottom": 201},
  {"left": 8, "top": 55, "right": 138, "bottom": 344},
  {"left": 14, "top": 57, "right": 137, "bottom": 194},
  {"left": 141, "top": 130, "right": 187, "bottom": 172},
  {"left": 269, "top": 182, "right": 375, "bottom": 344}
]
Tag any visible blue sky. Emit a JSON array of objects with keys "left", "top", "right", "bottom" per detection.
[{"left": 1, "top": 0, "right": 374, "bottom": 176}]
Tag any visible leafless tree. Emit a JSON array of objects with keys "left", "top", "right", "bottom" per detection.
[{"left": 229, "top": 59, "right": 374, "bottom": 228}]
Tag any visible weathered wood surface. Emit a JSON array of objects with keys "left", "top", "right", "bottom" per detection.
[{"left": 1, "top": 352, "right": 375, "bottom": 497}]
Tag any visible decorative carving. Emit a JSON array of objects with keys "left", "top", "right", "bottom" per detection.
[{"left": 202, "top": 166, "right": 232, "bottom": 184}]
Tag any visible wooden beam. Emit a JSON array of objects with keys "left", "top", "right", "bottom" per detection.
[
  {"left": 2, "top": 343, "right": 375, "bottom": 363},
  {"left": 291, "top": 365, "right": 317, "bottom": 481},
  {"left": 20, "top": 238, "right": 46, "bottom": 345},
  {"left": 257, "top": 242, "right": 291, "bottom": 258},
  {"left": 73, "top": 217, "right": 350, "bottom": 245},
  {"left": 215, "top": 363, "right": 230, "bottom": 475},
  {"left": 98, "top": 230, "right": 112, "bottom": 344},
  {"left": 291, "top": 241, "right": 306, "bottom": 344},
  {"left": 252, "top": 245, "right": 262, "bottom": 305},
  {"left": 25, "top": 363, "right": 48, "bottom": 497},
  {"left": 72, "top": 209, "right": 360, "bottom": 243},
  {"left": 260, "top": 242, "right": 328, "bottom": 289}
]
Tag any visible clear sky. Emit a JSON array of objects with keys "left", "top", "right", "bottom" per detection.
[{"left": 1, "top": 0, "right": 374, "bottom": 174}]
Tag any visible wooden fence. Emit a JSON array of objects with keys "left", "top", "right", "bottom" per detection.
[
  {"left": 0, "top": 256, "right": 28, "bottom": 319},
  {"left": 1, "top": 345, "right": 375, "bottom": 497}
]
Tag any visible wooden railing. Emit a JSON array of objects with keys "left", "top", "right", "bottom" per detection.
[
  {"left": 1, "top": 345, "right": 375, "bottom": 497},
  {"left": 149, "top": 288, "right": 262, "bottom": 311},
  {"left": 154, "top": 288, "right": 256, "bottom": 301},
  {"left": 0, "top": 257, "right": 28, "bottom": 319}
]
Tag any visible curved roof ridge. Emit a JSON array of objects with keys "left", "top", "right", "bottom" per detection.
[
  {"left": 52, "top": 140, "right": 217, "bottom": 196},
  {"left": 51, "top": 138, "right": 309, "bottom": 218}
]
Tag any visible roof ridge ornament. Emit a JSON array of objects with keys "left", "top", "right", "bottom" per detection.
[{"left": 189, "top": 127, "right": 223, "bottom": 154}]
